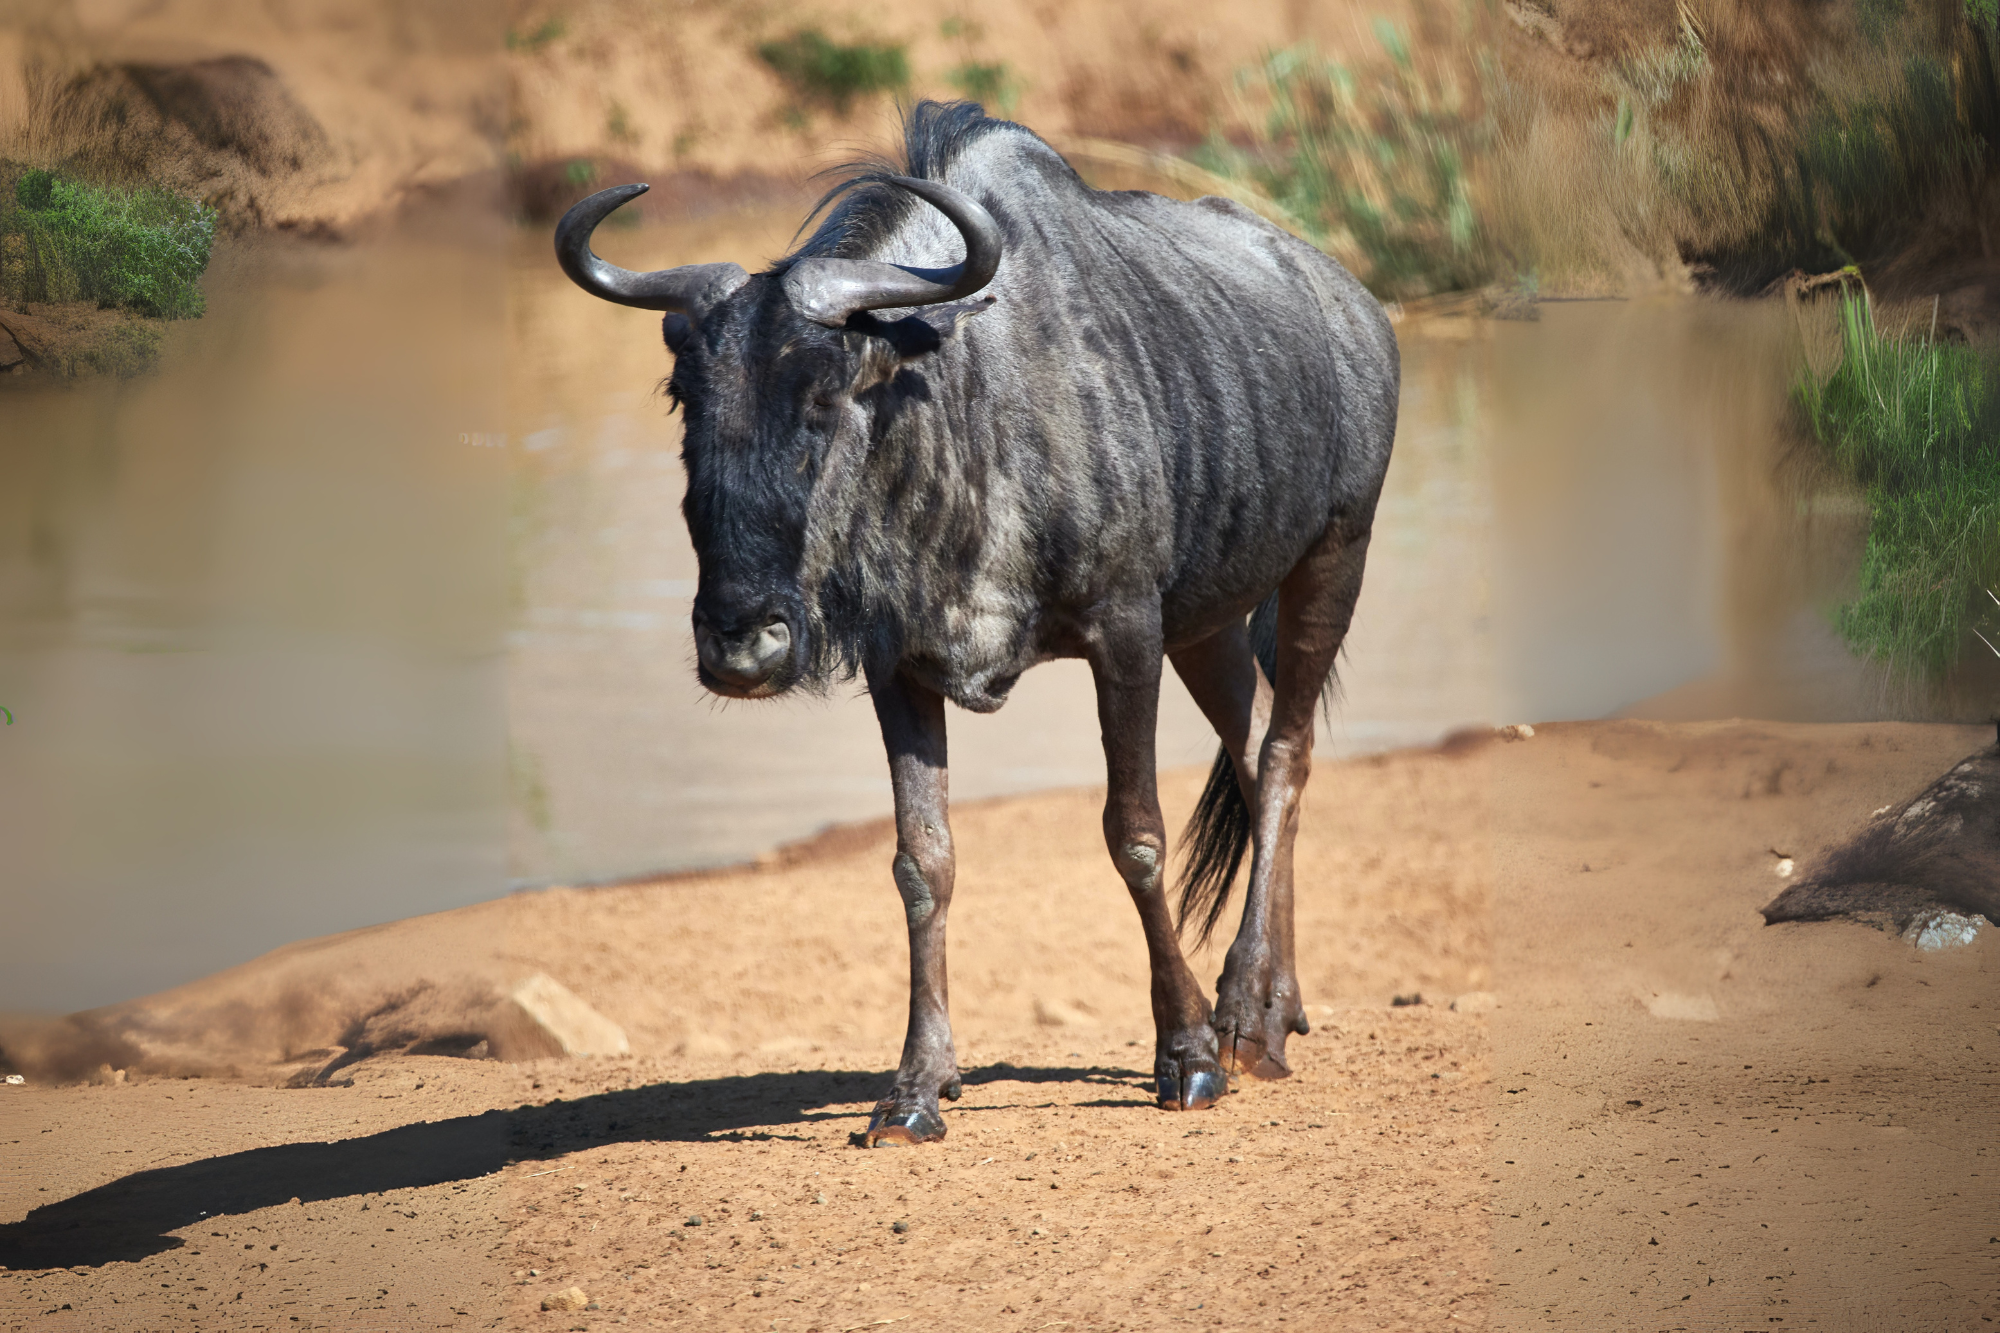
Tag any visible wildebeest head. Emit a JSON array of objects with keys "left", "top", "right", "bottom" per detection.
[{"left": 554, "top": 176, "right": 1000, "bottom": 698}]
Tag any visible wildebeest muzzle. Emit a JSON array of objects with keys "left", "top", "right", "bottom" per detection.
[{"left": 690, "top": 595, "right": 802, "bottom": 698}]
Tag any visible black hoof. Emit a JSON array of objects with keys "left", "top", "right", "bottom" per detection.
[
  {"left": 863, "top": 1099, "right": 947, "bottom": 1146},
  {"left": 1157, "top": 1061, "right": 1228, "bottom": 1112},
  {"left": 942, "top": 1077, "right": 964, "bottom": 1102}
]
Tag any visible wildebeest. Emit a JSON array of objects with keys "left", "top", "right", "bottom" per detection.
[{"left": 556, "top": 101, "right": 1397, "bottom": 1145}]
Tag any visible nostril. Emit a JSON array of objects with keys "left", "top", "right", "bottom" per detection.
[
  {"left": 753, "top": 621, "right": 792, "bottom": 664},
  {"left": 698, "top": 617, "right": 792, "bottom": 688}
]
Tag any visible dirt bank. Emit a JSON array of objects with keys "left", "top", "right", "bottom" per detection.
[{"left": 2, "top": 720, "right": 1995, "bottom": 1329}]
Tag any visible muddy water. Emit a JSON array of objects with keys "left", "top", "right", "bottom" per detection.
[
  {"left": 0, "top": 235, "right": 509, "bottom": 1013},
  {"left": 504, "top": 206, "right": 1873, "bottom": 889},
  {"left": 0, "top": 203, "right": 1873, "bottom": 1012}
]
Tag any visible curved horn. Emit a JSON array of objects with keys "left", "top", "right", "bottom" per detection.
[
  {"left": 782, "top": 175, "right": 1002, "bottom": 327},
  {"left": 555, "top": 183, "right": 749, "bottom": 313}
]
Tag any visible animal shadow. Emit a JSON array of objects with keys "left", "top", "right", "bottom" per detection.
[{"left": 0, "top": 1061, "right": 1143, "bottom": 1270}]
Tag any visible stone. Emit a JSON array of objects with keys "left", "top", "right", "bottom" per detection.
[
  {"left": 489, "top": 973, "right": 629, "bottom": 1061},
  {"left": 541, "top": 1287, "right": 589, "bottom": 1312},
  {"left": 1449, "top": 991, "right": 1499, "bottom": 1015},
  {"left": 1902, "top": 909, "right": 1987, "bottom": 952},
  {"left": 1032, "top": 997, "right": 1094, "bottom": 1028},
  {"left": 1765, "top": 741, "right": 2000, "bottom": 930}
]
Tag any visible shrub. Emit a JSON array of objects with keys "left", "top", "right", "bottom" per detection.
[
  {"left": 506, "top": 18, "right": 566, "bottom": 53},
  {"left": 1796, "top": 293, "right": 2000, "bottom": 680},
  {"left": 946, "top": 61, "right": 1021, "bottom": 116},
  {"left": 2, "top": 166, "right": 215, "bottom": 319},
  {"left": 1190, "top": 28, "right": 1500, "bottom": 301},
  {"left": 756, "top": 30, "right": 909, "bottom": 115}
]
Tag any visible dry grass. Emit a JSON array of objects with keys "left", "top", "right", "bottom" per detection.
[{"left": 1198, "top": 0, "right": 2000, "bottom": 300}]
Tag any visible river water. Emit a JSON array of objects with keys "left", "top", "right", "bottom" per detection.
[{"left": 0, "top": 199, "right": 1876, "bottom": 1012}]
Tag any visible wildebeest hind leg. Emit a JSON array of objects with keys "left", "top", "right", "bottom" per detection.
[
  {"left": 1212, "top": 521, "right": 1371, "bottom": 1080},
  {"left": 862, "top": 667, "right": 962, "bottom": 1146},
  {"left": 1093, "top": 607, "right": 1228, "bottom": 1112}
]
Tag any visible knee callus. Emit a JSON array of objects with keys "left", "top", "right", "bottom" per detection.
[{"left": 893, "top": 852, "right": 939, "bottom": 925}]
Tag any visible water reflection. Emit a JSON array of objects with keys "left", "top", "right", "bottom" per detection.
[{"left": 0, "top": 234, "right": 507, "bottom": 1013}]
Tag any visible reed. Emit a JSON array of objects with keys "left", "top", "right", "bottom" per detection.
[{"left": 1796, "top": 293, "right": 2000, "bottom": 680}]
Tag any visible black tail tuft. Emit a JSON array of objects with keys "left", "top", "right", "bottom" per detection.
[{"left": 1175, "top": 595, "right": 1280, "bottom": 948}]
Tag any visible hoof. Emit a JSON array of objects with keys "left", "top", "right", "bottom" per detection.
[
  {"left": 1217, "top": 1031, "right": 1293, "bottom": 1081},
  {"left": 1156, "top": 1060, "right": 1229, "bottom": 1112},
  {"left": 863, "top": 1099, "right": 946, "bottom": 1146}
]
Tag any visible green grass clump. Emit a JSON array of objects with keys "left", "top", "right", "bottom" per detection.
[
  {"left": 756, "top": 30, "right": 909, "bottom": 115},
  {"left": 1191, "top": 30, "right": 1497, "bottom": 301},
  {"left": 506, "top": 18, "right": 566, "bottom": 52},
  {"left": 2, "top": 166, "right": 216, "bottom": 319},
  {"left": 1797, "top": 293, "right": 2000, "bottom": 680},
  {"left": 946, "top": 61, "right": 1021, "bottom": 116}
]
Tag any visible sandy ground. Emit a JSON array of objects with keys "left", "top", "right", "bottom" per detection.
[{"left": 3, "top": 720, "right": 1997, "bottom": 1331}]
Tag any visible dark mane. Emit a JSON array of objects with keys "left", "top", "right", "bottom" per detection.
[{"left": 786, "top": 101, "right": 1024, "bottom": 264}]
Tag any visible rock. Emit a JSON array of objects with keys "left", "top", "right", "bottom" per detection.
[
  {"left": 1764, "top": 741, "right": 2000, "bottom": 931},
  {"left": 1497, "top": 723, "right": 1536, "bottom": 740},
  {"left": 540, "top": 1286, "right": 589, "bottom": 1312},
  {"left": 489, "top": 973, "right": 629, "bottom": 1061},
  {"left": 1032, "top": 997, "right": 1095, "bottom": 1028},
  {"left": 1902, "top": 909, "right": 1987, "bottom": 952},
  {"left": 673, "top": 1031, "right": 733, "bottom": 1059},
  {"left": 1449, "top": 991, "right": 1499, "bottom": 1015},
  {"left": 1644, "top": 991, "right": 1719, "bottom": 1022},
  {"left": 1390, "top": 992, "right": 1424, "bottom": 1007}
]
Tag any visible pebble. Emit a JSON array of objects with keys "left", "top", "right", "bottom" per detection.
[
  {"left": 685, "top": 1215, "right": 703, "bottom": 1227},
  {"left": 1450, "top": 991, "right": 1500, "bottom": 1015},
  {"left": 540, "top": 1287, "right": 589, "bottom": 1312},
  {"left": 891, "top": 1221, "right": 909, "bottom": 1233},
  {"left": 1497, "top": 723, "right": 1536, "bottom": 740}
]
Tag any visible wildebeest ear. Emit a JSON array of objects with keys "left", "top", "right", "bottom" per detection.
[
  {"left": 663, "top": 312, "right": 694, "bottom": 354},
  {"left": 906, "top": 295, "right": 996, "bottom": 344},
  {"left": 848, "top": 295, "right": 995, "bottom": 386}
]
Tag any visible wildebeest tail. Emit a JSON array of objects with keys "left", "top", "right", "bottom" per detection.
[{"left": 1175, "top": 593, "right": 1282, "bottom": 948}]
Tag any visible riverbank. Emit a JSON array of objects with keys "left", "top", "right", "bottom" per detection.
[{"left": 3, "top": 720, "right": 1993, "bottom": 1329}]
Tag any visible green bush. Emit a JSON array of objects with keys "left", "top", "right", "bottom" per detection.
[
  {"left": 2, "top": 166, "right": 216, "bottom": 319},
  {"left": 506, "top": 18, "right": 566, "bottom": 52},
  {"left": 946, "top": 61, "right": 1021, "bottom": 116},
  {"left": 1797, "top": 293, "right": 2000, "bottom": 680},
  {"left": 1191, "top": 31, "right": 1498, "bottom": 301},
  {"left": 756, "top": 30, "right": 909, "bottom": 115}
]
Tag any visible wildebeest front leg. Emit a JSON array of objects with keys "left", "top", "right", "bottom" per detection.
[
  {"left": 1092, "top": 614, "right": 1228, "bottom": 1112},
  {"left": 863, "top": 666, "right": 963, "bottom": 1146},
  {"left": 1212, "top": 523, "right": 1372, "bottom": 1080}
]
